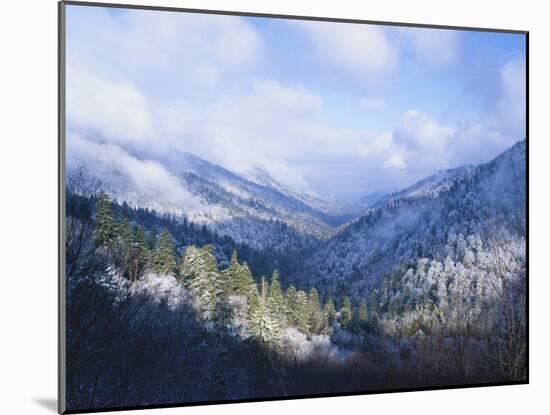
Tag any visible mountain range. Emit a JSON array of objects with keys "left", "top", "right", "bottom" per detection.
[
  {"left": 74, "top": 148, "right": 364, "bottom": 244},
  {"left": 293, "top": 140, "right": 526, "bottom": 296},
  {"left": 70, "top": 139, "right": 526, "bottom": 295}
]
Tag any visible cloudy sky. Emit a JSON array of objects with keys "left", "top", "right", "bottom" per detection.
[{"left": 66, "top": 4, "right": 526, "bottom": 202}]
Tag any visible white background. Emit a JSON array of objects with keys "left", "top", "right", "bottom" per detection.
[{"left": 0, "top": 0, "right": 546, "bottom": 414}]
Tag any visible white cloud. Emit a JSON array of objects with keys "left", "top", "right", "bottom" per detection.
[
  {"left": 66, "top": 6, "right": 262, "bottom": 87},
  {"left": 213, "top": 16, "right": 262, "bottom": 66},
  {"left": 382, "top": 56, "right": 526, "bottom": 177},
  {"left": 252, "top": 80, "right": 322, "bottom": 115},
  {"left": 194, "top": 81, "right": 333, "bottom": 189},
  {"left": 65, "top": 6, "right": 267, "bottom": 160},
  {"left": 134, "top": 77, "right": 397, "bottom": 192},
  {"left": 394, "top": 110, "right": 453, "bottom": 154},
  {"left": 192, "top": 64, "right": 220, "bottom": 87},
  {"left": 384, "top": 153, "right": 406, "bottom": 169},
  {"left": 292, "top": 22, "right": 460, "bottom": 84},
  {"left": 399, "top": 27, "right": 461, "bottom": 66},
  {"left": 359, "top": 97, "right": 386, "bottom": 112},
  {"left": 67, "top": 65, "right": 201, "bottom": 156},
  {"left": 375, "top": 110, "right": 454, "bottom": 177},
  {"left": 64, "top": 73, "right": 328, "bottom": 191},
  {"left": 67, "top": 135, "right": 208, "bottom": 215},
  {"left": 445, "top": 57, "right": 526, "bottom": 167},
  {"left": 65, "top": 6, "right": 525, "bottom": 201},
  {"left": 67, "top": 67, "right": 157, "bottom": 148},
  {"left": 293, "top": 20, "right": 398, "bottom": 84},
  {"left": 494, "top": 58, "right": 526, "bottom": 137},
  {"left": 385, "top": 106, "right": 506, "bottom": 178},
  {"left": 66, "top": 62, "right": 523, "bottom": 200}
]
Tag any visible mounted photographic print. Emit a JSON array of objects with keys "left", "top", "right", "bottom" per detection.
[{"left": 59, "top": 1, "right": 528, "bottom": 413}]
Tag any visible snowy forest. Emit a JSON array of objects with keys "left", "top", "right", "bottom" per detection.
[{"left": 65, "top": 140, "right": 526, "bottom": 411}]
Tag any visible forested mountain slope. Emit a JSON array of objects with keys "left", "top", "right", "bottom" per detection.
[
  {"left": 294, "top": 140, "right": 526, "bottom": 297},
  {"left": 67, "top": 190, "right": 320, "bottom": 283}
]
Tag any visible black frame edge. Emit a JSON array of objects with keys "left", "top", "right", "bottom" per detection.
[
  {"left": 58, "top": 1, "right": 67, "bottom": 414},
  {"left": 62, "top": 381, "right": 529, "bottom": 414},
  {"left": 62, "top": 0, "right": 528, "bottom": 35},
  {"left": 524, "top": 31, "right": 530, "bottom": 385}
]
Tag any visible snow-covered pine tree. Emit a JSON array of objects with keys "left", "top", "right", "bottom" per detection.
[
  {"left": 94, "top": 191, "right": 117, "bottom": 251},
  {"left": 179, "top": 245, "right": 200, "bottom": 283},
  {"left": 153, "top": 229, "right": 177, "bottom": 276},
  {"left": 249, "top": 277, "right": 282, "bottom": 344},
  {"left": 221, "top": 250, "right": 240, "bottom": 297},
  {"left": 230, "top": 249, "right": 238, "bottom": 265},
  {"left": 285, "top": 287, "right": 310, "bottom": 333},
  {"left": 323, "top": 295, "right": 336, "bottom": 325},
  {"left": 236, "top": 262, "right": 260, "bottom": 310},
  {"left": 307, "top": 287, "right": 325, "bottom": 334},
  {"left": 267, "top": 269, "right": 286, "bottom": 323},
  {"left": 295, "top": 290, "right": 310, "bottom": 333},
  {"left": 180, "top": 244, "right": 222, "bottom": 320},
  {"left": 285, "top": 285, "right": 298, "bottom": 326}
]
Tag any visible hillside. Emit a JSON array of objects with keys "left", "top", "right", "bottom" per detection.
[
  {"left": 293, "top": 140, "right": 526, "bottom": 297},
  {"left": 68, "top": 149, "right": 362, "bottom": 245}
]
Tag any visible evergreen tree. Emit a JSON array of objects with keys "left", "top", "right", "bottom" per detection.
[
  {"left": 129, "top": 225, "right": 149, "bottom": 282},
  {"left": 180, "top": 245, "right": 200, "bottom": 283},
  {"left": 284, "top": 284, "right": 312, "bottom": 333},
  {"left": 307, "top": 287, "right": 324, "bottom": 334},
  {"left": 267, "top": 269, "right": 286, "bottom": 322},
  {"left": 153, "top": 229, "right": 177, "bottom": 276},
  {"left": 323, "top": 296, "right": 336, "bottom": 325},
  {"left": 115, "top": 216, "right": 133, "bottom": 279},
  {"left": 180, "top": 245, "right": 222, "bottom": 319},
  {"left": 146, "top": 228, "right": 157, "bottom": 251},
  {"left": 236, "top": 262, "right": 259, "bottom": 310},
  {"left": 94, "top": 191, "right": 117, "bottom": 251},
  {"left": 249, "top": 277, "right": 282, "bottom": 344},
  {"left": 221, "top": 250, "right": 241, "bottom": 296},
  {"left": 340, "top": 296, "right": 353, "bottom": 329},
  {"left": 285, "top": 285, "right": 298, "bottom": 326},
  {"left": 260, "top": 276, "right": 269, "bottom": 301},
  {"left": 230, "top": 249, "right": 238, "bottom": 266}
]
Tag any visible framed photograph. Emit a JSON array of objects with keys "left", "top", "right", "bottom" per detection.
[{"left": 59, "top": 1, "right": 528, "bottom": 413}]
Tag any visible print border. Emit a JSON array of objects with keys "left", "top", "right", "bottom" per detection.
[{"left": 58, "top": 1, "right": 529, "bottom": 413}]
